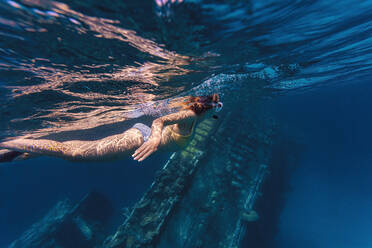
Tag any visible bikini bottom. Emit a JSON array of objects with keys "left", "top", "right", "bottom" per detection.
[{"left": 132, "top": 123, "right": 151, "bottom": 142}]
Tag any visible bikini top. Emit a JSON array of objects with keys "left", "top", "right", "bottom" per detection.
[{"left": 169, "top": 120, "right": 196, "bottom": 147}]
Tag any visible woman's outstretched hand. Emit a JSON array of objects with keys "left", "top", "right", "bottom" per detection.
[{"left": 132, "top": 137, "right": 161, "bottom": 162}]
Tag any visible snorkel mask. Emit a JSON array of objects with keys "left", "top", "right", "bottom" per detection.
[
  {"left": 213, "top": 102, "right": 223, "bottom": 112},
  {"left": 212, "top": 101, "right": 223, "bottom": 119}
]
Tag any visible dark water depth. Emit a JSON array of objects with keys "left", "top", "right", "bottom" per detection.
[{"left": 273, "top": 79, "right": 372, "bottom": 248}]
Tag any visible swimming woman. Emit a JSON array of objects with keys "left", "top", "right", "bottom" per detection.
[{"left": 0, "top": 94, "right": 222, "bottom": 162}]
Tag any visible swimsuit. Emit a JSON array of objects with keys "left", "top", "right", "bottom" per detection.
[
  {"left": 168, "top": 120, "right": 195, "bottom": 147},
  {"left": 132, "top": 120, "right": 195, "bottom": 146},
  {"left": 132, "top": 123, "right": 151, "bottom": 141}
]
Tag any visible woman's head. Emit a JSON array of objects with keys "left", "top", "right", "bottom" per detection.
[{"left": 184, "top": 93, "right": 223, "bottom": 115}]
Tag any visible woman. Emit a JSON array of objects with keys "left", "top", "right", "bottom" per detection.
[{"left": 0, "top": 94, "right": 223, "bottom": 162}]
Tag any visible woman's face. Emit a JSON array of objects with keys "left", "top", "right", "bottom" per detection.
[{"left": 198, "top": 106, "right": 218, "bottom": 120}]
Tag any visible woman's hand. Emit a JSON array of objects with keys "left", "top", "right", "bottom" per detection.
[{"left": 132, "top": 136, "right": 161, "bottom": 162}]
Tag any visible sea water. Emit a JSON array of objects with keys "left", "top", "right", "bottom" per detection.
[{"left": 1, "top": 0, "right": 372, "bottom": 247}]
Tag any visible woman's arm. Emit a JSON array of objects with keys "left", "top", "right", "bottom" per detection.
[{"left": 132, "top": 109, "right": 196, "bottom": 161}]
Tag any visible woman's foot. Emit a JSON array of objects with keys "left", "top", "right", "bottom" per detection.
[{"left": 0, "top": 149, "right": 23, "bottom": 162}]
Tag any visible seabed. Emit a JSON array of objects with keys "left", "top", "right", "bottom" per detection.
[{"left": 9, "top": 102, "right": 291, "bottom": 248}]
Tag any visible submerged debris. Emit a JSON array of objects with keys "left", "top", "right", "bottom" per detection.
[
  {"left": 241, "top": 210, "right": 259, "bottom": 222},
  {"left": 9, "top": 191, "right": 113, "bottom": 248},
  {"left": 106, "top": 102, "right": 275, "bottom": 248},
  {"left": 104, "top": 118, "right": 217, "bottom": 248}
]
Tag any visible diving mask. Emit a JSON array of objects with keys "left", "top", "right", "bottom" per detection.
[{"left": 213, "top": 102, "right": 223, "bottom": 112}]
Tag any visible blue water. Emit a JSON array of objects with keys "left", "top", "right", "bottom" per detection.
[
  {"left": 1, "top": 0, "right": 372, "bottom": 247},
  {"left": 273, "top": 79, "right": 372, "bottom": 247}
]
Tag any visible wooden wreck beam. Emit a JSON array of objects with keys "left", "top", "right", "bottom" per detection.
[{"left": 104, "top": 118, "right": 219, "bottom": 248}]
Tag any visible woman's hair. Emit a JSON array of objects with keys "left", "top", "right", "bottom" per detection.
[{"left": 183, "top": 93, "right": 219, "bottom": 115}]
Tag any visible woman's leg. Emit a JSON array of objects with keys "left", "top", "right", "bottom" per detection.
[
  {"left": 0, "top": 138, "right": 74, "bottom": 159},
  {"left": 65, "top": 128, "right": 145, "bottom": 160},
  {"left": 0, "top": 128, "right": 145, "bottom": 161}
]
